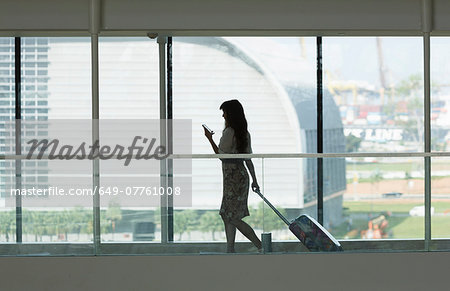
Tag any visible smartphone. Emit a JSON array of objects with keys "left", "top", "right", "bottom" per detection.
[{"left": 202, "top": 124, "right": 214, "bottom": 134}]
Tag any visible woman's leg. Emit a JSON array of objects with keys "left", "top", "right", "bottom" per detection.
[
  {"left": 222, "top": 217, "right": 237, "bottom": 253},
  {"left": 230, "top": 219, "right": 262, "bottom": 250}
]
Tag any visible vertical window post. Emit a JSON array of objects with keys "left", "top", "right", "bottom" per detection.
[
  {"left": 422, "top": 0, "right": 432, "bottom": 251},
  {"left": 90, "top": 0, "right": 101, "bottom": 253},
  {"left": 167, "top": 36, "right": 174, "bottom": 242},
  {"left": 158, "top": 36, "right": 169, "bottom": 243},
  {"left": 317, "top": 36, "right": 324, "bottom": 225},
  {"left": 14, "top": 37, "right": 22, "bottom": 243}
]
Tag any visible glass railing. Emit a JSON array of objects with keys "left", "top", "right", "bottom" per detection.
[
  {"left": 328, "top": 157, "right": 424, "bottom": 240},
  {"left": 1, "top": 152, "right": 450, "bottom": 255},
  {"left": 169, "top": 153, "right": 433, "bottom": 253},
  {"left": 432, "top": 157, "right": 450, "bottom": 239}
]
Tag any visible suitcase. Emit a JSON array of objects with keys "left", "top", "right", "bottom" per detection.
[{"left": 254, "top": 189, "right": 343, "bottom": 252}]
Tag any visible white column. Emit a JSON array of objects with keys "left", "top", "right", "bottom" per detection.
[{"left": 158, "top": 36, "right": 168, "bottom": 243}]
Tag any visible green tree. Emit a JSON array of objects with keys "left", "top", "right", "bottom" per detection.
[
  {"left": 174, "top": 210, "right": 199, "bottom": 240},
  {"left": 68, "top": 207, "right": 89, "bottom": 241},
  {"left": 346, "top": 134, "right": 362, "bottom": 152},
  {"left": 85, "top": 210, "right": 109, "bottom": 240},
  {"left": 33, "top": 211, "right": 46, "bottom": 242},
  {"left": 395, "top": 74, "right": 423, "bottom": 148},
  {"left": 198, "top": 211, "right": 223, "bottom": 240},
  {"left": 0, "top": 211, "right": 14, "bottom": 242},
  {"left": 396, "top": 74, "right": 421, "bottom": 96},
  {"left": 369, "top": 169, "right": 383, "bottom": 194},
  {"left": 42, "top": 211, "right": 57, "bottom": 242},
  {"left": 22, "top": 209, "right": 46, "bottom": 242},
  {"left": 246, "top": 202, "right": 286, "bottom": 232},
  {"left": 80, "top": 209, "right": 93, "bottom": 240},
  {"left": 55, "top": 210, "right": 72, "bottom": 241},
  {"left": 105, "top": 203, "right": 122, "bottom": 240},
  {"left": 22, "top": 209, "right": 32, "bottom": 240}
]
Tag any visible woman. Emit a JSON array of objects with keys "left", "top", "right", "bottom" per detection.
[{"left": 204, "top": 99, "right": 262, "bottom": 253}]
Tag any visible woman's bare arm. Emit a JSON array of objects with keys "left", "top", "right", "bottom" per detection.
[
  {"left": 245, "top": 159, "right": 260, "bottom": 192},
  {"left": 204, "top": 127, "right": 219, "bottom": 154}
]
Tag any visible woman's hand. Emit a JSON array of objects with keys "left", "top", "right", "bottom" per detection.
[
  {"left": 203, "top": 126, "right": 214, "bottom": 140},
  {"left": 251, "top": 181, "right": 260, "bottom": 193},
  {"left": 204, "top": 126, "right": 219, "bottom": 154}
]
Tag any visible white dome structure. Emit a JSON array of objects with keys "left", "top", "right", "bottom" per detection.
[{"left": 173, "top": 37, "right": 304, "bottom": 209}]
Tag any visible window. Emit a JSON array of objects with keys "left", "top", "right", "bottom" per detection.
[
  {"left": 431, "top": 37, "right": 450, "bottom": 239},
  {"left": 99, "top": 37, "right": 160, "bottom": 242},
  {"left": 17, "top": 37, "right": 92, "bottom": 243},
  {"left": 172, "top": 37, "right": 317, "bottom": 242},
  {"left": 0, "top": 38, "right": 14, "bottom": 242},
  {"left": 322, "top": 37, "right": 425, "bottom": 240},
  {"left": 0, "top": 34, "right": 447, "bottom": 255}
]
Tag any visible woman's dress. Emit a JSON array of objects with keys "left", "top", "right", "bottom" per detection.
[{"left": 218, "top": 127, "right": 252, "bottom": 221}]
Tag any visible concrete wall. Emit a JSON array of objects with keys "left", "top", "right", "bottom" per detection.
[
  {"left": 1, "top": 252, "right": 449, "bottom": 290},
  {"left": 0, "top": 0, "right": 450, "bottom": 34}
]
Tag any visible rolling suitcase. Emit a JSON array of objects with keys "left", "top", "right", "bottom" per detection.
[{"left": 254, "top": 189, "right": 343, "bottom": 252}]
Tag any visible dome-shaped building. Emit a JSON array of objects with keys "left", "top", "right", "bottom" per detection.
[{"left": 172, "top": 37, "right": 346, "bottom": 225}]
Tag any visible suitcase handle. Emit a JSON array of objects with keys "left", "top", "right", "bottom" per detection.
[{"left": 253, "top": 189, "right": 290, "bottom": 226}]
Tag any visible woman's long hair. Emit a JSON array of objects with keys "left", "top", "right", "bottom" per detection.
[{"left": 220, "top": 99, "right": 248, "bottom": 153}]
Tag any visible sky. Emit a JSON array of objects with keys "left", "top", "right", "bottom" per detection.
[{"left": 229, "top": 36, "right": 450, "bottom": 91}]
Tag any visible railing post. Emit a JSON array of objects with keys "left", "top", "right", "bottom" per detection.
[
  {"left": 90, "top": 0, "right": 101, "bottom": 254},
  {"left": 14, "top": 37, "right": 22, "bottom": 243},
  {"left": 158, "top": 36, "right": 169, "bottom": 243},
  {"left": 317, "top": 36, "right": 324, "bottom": 225},
  {"left": 422, "top": 0, "right": 432, "bottom": 251}
]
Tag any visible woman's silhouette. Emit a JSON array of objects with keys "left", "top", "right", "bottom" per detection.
[{"left": 204, "top": 99, "right": 262, "bottom": 253}]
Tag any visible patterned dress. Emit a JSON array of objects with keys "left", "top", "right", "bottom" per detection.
[{"left": 218, "top": 127, "right": 252, "bottom": 222}]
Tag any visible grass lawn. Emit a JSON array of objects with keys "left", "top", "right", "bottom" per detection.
[
  {"left": 347, "top": 161, "right": 450, "bottom": 173},
  {"left": 347, "top": 162, "right": 419, "bottom": 172},
  {"left": 331, "top": 201, "right": 450, "bottom": 239},
  {"left": 343, "top": 201, "right": 450, "bottom": 213},
  {"left": 389, "top": 216, "right": 423, "bottom": 238},
  {"left": 431, "top": 217, "right": 450, "bottom": 239},
  {"left": 382, "top": 216, "right": 450, "bottom": 239}
]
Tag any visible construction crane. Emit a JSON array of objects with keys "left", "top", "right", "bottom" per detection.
[
  {"left": 376, "top": 37, "right": 387, "bottom": 90},
  {"left": 299, "top": 37, "right": 307, "bottom": 59},
  {"left": 376, "top": 37, "right": 395, "bottom": 104}
]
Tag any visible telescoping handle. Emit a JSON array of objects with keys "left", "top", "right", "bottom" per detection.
[{"left": 253, "top": 189, "right": 290, "bottom": 226}]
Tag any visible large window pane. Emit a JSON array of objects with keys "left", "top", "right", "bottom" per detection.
[
  {"left": 172, "top": 37, "right": 316, "bottom": 246},
  {"left": 323, "top": 37, "right": 424, "bottom": 153},
  {"left": 173, "top": 159, "right": 225, "bottom": 242},
  {"left": 260, "top": 158, "right": 317, "bottom": 243},
  {"left": 326, "top": 157, "right": 424, "bottom": 241},
  {"left": 322, "top": 37, "right": 425, "bottom": 247},
  {"left": 430, "top": 37, "right": 450, "bottom": 238},
  {"left": 99, "top": 37, "right": 160, "bottom": 242},
  {"left": 432, "top": 157, "right": 450, "bottom": 239},
  {"left": 0, "top": 37, "right": 14, "bottom": 242},
  {"left": 20, "top": 37, "right": 92, "bottom": 243},
  {"left": 431, "top": 37, "right": 450, "bottom": 151},
  {"left": 99, "top": 37, "right": 159, "bottom": 119}
]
